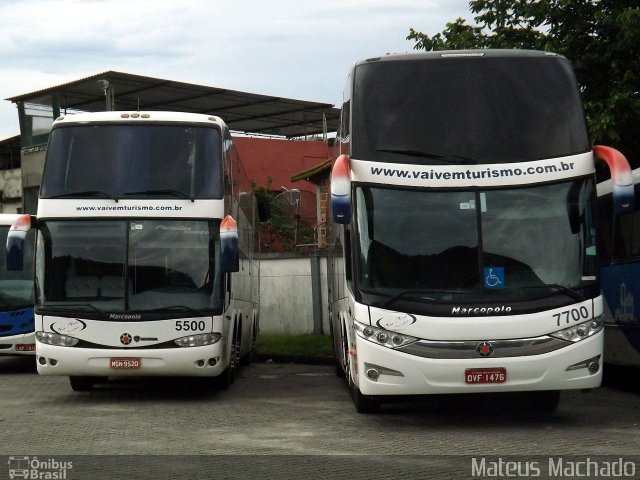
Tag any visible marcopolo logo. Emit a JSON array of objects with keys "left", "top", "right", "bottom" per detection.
[
  {"left": 8, "top": 456, "right": 73, "bottom": 479},
  {"left": 452, "top": 306, "right": 512, "bottom": 315},
  {"left": 109, "top": 314, "right": 142, "bottom": 321}
]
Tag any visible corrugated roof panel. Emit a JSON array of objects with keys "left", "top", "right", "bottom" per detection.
[{"left": 5, "top": 71, "right": 339, "bottom": 138}]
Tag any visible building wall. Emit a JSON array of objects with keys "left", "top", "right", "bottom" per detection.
[
  {"left": 258, "top": 255, "right": 329, "bottom": 335},
  {"left": 233, "top": 136, "right": 337, "bottom": 248},
  {"left": 0, "top": 168, "right": 23, "bottom": 212},
  {"left": 233, "top": 136, "right": 336, "bottom": 192},
  {"left": 20, "top": 147, "right": 47, "bottom": 214}
]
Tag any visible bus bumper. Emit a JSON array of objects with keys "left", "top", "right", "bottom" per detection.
[
  {"left": 355, "top": 331, "right": 603, "bottom": 396},
  {"left": 35, "top": 342, "right": 228, "bottom": 377},
  {"left": 0, "top": 332, "right": 36, "bottom": 355}
]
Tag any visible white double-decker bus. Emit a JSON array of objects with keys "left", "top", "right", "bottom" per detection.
[
  {"left": 7, "top": 111, "right": 259, "bottom": 391},
  {"left": 328, "top": 50, "right": 632, "bottom": 413}
]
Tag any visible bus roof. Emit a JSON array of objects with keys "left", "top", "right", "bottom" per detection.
[
  {"left": 353, "top": 49, "right": 566, "bottom": 67},
  {"left": 51, "top": 111, "right": 227, "bottom": 129}
]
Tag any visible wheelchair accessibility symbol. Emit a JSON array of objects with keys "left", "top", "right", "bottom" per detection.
[{"left": 484, "top": 267, "right": 504, "bottom": 289}]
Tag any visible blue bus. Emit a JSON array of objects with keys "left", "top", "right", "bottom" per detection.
[
  {"left": 0, "top": 214, "right": 35, "bottom": 356},
  {"left": 597, "top": 166, "right": 640, "bottom": 367}
]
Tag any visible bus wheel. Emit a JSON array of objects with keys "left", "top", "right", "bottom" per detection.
[
  {"left": 216, "top": 324, "right": 239, "bottom": 389},
  {"left": 69, "top": 376, "right": 97, "bottom": 392},
  {"left": 215, "top": 366, "right": 235, "bottom": 390},
  {"left": 533, "top": 390, "right": 561, "bottom": 413},
  {"left": 250, "top": 317, "right": 258, "bottom": 357},
  {"left": 234, "top": 333, "right": 242, "bottom": 367},
  {"left": 331, "top": 324, "right": 345, "bottom": 378},
  {"left": 242, "top": 318, "right": 258, "bottom": 366},
  {"left": 351, "top": 383, "right": 380, "bottom": 414},
  {"left": 345, "top": 344, "right": 379, "bottom": 413}
]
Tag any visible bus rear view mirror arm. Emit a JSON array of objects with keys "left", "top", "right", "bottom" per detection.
[
  {"left": 331, "top": 154, "right": 352, "bottom": 224},
  {"left": 220, "top": 215, "right": 239, "bottom": 273},
  {"left": 594, "top": 145, "right": 634, "bottom": 214}
]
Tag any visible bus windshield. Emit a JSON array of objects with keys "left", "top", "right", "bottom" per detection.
[
  {"left": 41, "top": 124, "right": 222, "bottom": 199},
  {"left": 352, "top": 56, "right": 590, "bottom": 164},
  {"left": 0, "top": 226, "right": 34, "bottom": 309},
  {"left": 36, "top": 220, "right": 222, "bottom": 316},
  {"left": 355, "top": 178, "right": 598, "bottom": 311}
]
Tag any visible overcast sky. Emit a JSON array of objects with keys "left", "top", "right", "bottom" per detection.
[{"left": 0, "top": 0, "right": 472, "bottom": 140}]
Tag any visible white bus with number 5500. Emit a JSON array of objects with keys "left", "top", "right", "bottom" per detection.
[{"left": 7, "top": 111, "right": 259, "bottom": 391}]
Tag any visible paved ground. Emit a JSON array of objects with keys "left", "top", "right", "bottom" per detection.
[{"left": 0, "top": 356, "right": 639, "bottom": 479}]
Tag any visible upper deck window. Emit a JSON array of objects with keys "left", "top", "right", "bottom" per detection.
[
  {"left": 352, "top": 56, "right": 590, "bottom": 164},
  {"left": 41, "top": 124, "right": 222, "bottom": 199}
]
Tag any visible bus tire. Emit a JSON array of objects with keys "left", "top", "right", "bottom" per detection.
[
  {"left": 214, "top": 366, "right": 235, "bottom": 390},
  {"left": 217, "top": 322, "right": 239, "bottom": 389},
  {"left": 331, "top": 324, "right": 345, "bottom": 378},
  {"left": 533, "top": 390, "right": 561, "bottom": 413},
  {"left": 351, "top": 384, "right": 380, "bottom": 414},
  {"left": 242, "top": 316, "right": 258, "bottom": 366},
  {"left": 69, "top": 376, "right": 97, "bottom": 392},
  {"left": 338, "top": 321, "right": 351, "bottom": 379},
  {"left": 345, "top": 342, "right": 379, "bottom": 413}
]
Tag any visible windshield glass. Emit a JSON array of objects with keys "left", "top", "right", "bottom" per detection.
[
  {"left": 355, "top": 179, "right": 597, "bottom": 311},
  {"left": 41, "top": 124, "right": 222, "bottom": 199},
  {"left": 0, "top": 226, "right": 34, "bottom": 309},
  {"left": 352, "top": 56, "right": 590, "bottom": 164},
  {"left": 36, "top": 220, "right": 222, "bottom": 316}
]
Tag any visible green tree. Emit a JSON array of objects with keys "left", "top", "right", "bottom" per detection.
[{"left": 407, "top": 0, "right": 640, "bottom": 169}]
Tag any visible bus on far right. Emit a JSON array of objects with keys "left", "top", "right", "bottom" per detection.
[{"left": 598, "top": 166, "right": 640, "bottom": 368}]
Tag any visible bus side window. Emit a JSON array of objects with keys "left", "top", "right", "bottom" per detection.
[
  {"left": 613, "top": 201, "right": 640, "bottom": 262},
  {"left": 616, "top": 208, "right": 640, "bottom": 261},
  {"left": 597, "top": 193, "right": 614, "bottom": 265}
]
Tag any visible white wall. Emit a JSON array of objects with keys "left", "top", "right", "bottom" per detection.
[
  {"left": 0, "top": 168, "right": 22, "bottom": 213},
  {"left": 258, "top": 255, "right": 329, "bottom": 335}
]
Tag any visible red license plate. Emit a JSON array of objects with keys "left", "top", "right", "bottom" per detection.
[
  {"left": 110, "top": 358, "right": 141, "bottom": 369},
  {"left": 15, "top": 344, "right": 35, "bottom": 352},
  {"left": 465, "top": 367, "right": 507, "bottom": 384}
]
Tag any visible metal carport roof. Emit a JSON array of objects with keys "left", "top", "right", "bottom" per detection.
[{"left": 5, "top": 71, "right": 340, "bottom": 138}]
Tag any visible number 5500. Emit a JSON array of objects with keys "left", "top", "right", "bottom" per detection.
[{"left": 175, "top": 320, "right": 206, "bottom": 331}]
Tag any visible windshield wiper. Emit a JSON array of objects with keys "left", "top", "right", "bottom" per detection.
[
  {"left": 123, "top": 189, "right": 194, "bottom": 201},
  {"left": 379, "top": 290, "right": 438, "bottom": 309},
  {"left": 379, "top": 288, "right": 479, "bottom": 309},
  {"left": 149, "top": 305, "right": 209, "bottom": 317},
  {"left": 47, "top": 190, "right": 117, "bottom": 201},
  {"left": 376, "top": 149, "right": 478, "bottom": 165},
  {"left": 39, "top": 303, "right": 107, "bottom": 319},
  {"left": 518, "top": 284, "right": 585, "bottom": 302}
]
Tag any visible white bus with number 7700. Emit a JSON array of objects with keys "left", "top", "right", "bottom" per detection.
[{"left": 328, "top": 50, "right": 633, "bottom": 413}]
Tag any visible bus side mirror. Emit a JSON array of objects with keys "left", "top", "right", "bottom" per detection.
[
  {"left": 220, "top": 215, "right": 239, "bottom": 273},
  {"left": 594, "top": 145, "right": 634, "bottom": 214},
  {"left": 331, "top": 154, "right": 352, "bottom": 224},
  {"left": 6, "top": 215, "right": 33, "bottom": 271}
]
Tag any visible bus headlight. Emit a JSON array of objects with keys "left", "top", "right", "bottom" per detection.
[
  {"left": 36, "top": 331, "right": 79, "bottom": 347},
  {"left": 354, "top": 321, "right": 418, "bottom": 349},
  {"left": 174, "top": 333, "right": 221, "bottom": 348},
  {"left": 549, "top": 315, "right": 604, "bottom": 343}
]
